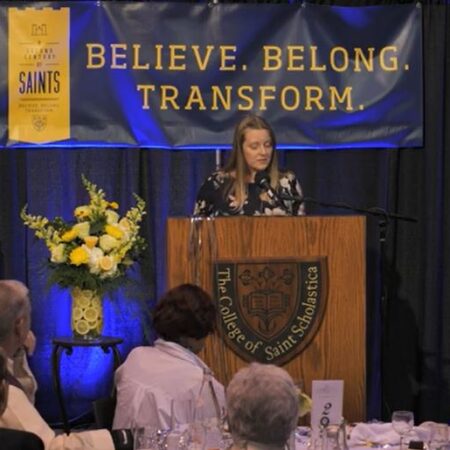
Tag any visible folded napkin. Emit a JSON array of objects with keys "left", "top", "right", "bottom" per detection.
[{"left": 348, "top": 422, "right": 434, "bottom": 447}]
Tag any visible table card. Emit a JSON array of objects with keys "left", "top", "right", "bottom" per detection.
[{"left": 310, "top": 380, "right": 344, "bottom": 443}]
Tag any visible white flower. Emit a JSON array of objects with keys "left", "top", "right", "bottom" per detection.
[
  {"left": 117, "top": 223, "right": 131, "bottom": 241},
  {"left": 118, "top": 217, "right": 131, "bottom": 231},
  {"left": 87, "top": 246, "right": 104, "bottom": 274},
  {"left": 50, "top": 244, "right": 67, "bottom": 263},
  {"left": 105, "top": 210, "right": 120, "bottom": 224},
  {"left": 118, "top": 225, "right": 131, "bottom": 242}
]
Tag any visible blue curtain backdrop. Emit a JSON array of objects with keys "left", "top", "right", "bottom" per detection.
[{"left": 0, "top": 0, "right": 449, "bottom": 426}]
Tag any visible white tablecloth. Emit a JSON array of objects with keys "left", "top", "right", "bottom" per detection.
[{"left": 295, "top": 422, "right": 446, "bottom": 450}]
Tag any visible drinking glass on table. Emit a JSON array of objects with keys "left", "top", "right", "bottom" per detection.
[
  {"left": 134, "top": 426, "right": 160, "bottom": 450},
  {"left": 392, "top": 411, "right": 414, "bottom": 450},
  {"left": 166, "top": 400, "right": 186, "bottom": 450}
]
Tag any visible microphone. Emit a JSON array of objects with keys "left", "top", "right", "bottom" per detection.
[{"left": 254, "top": 171, "right": 285, "bottom": 206}]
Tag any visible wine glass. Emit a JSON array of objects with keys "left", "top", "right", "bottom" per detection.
[{"left": 392, "top": 411, "right": 414, "bottom": 450}]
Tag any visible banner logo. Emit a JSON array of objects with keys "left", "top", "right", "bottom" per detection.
[
  {"left": 214, "top": 258, "right": 328, "bottom": 364},
  {"left": 8, "top": 7, "right": 70, "bottom": 144}
]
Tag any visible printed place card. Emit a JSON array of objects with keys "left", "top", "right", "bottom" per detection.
[{"left": 310, "top": 380, "right": 344, "bottom": 442}]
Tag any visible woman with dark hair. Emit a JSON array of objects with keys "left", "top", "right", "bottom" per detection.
[
  {"left": 113, "top": 284, "right": 225, "bottom": 430},
  {"left": 194, "top": 114, "right": 305, "bottom": 217},
  {"left": 152, "top": 283, "right": 216, "bottom": 353}
]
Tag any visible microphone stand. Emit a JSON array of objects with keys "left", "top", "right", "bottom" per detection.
[
  {"left": 297, "top": 196, "right": 417, "bottom": 224},
  {"left": 281, "top": 193, "right": 417, "bottom": 419}
]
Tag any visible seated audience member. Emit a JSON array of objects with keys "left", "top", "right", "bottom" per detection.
[
  {"left": 11, "top": 329, "right": 38, "bottom": 404},
  {"left": 113, "top": 283, "right": 225, "bottom": 429},
  {"left": 226, "top": 363, "right": 299, "bottom": 450},
  {"left": 0, "top": 279, "right": 132, "bottom": 450},
  {"left": 0, "top": 347, "right": 44, "bottom": 449}
]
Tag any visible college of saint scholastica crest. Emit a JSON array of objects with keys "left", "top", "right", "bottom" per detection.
[{"left": 214, "top": 258, "right": 328, "bottom": 365}]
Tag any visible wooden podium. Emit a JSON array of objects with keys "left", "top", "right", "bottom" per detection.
[{"left": 167, "top": 216, "right": 366, "bottom": 422}]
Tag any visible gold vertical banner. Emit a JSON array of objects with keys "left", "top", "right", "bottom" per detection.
[{"left": 8, "top": 7, "right": 70, "bottom": 144}]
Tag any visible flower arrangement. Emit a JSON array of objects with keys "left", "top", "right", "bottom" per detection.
[{"left": 20, "top": 175, "right": 147, "bottom": 295}]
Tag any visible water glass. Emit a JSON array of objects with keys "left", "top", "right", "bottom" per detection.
[
  {"left": 391, "top": 410, "right": 414, "bottom": 450},
  {"left": 134, "top": 427, "right": 159, "bottom": 450},
  {"left": 188, "top": 421, "right": 207, "bottom": 450},
  {"left": 166, "top": 425, "right": 191, "bottom": 450}
]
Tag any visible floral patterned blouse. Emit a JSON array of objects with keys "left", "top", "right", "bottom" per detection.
[{"left": 193, "top": 170, "right": 305, "bottom": 217}]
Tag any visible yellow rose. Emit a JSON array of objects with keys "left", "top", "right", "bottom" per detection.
[
  {"left": 105, "top": 224, "right": 124, "bottom": 240},
  {"left": 109, "top": 201, "right": 119, "bottom": 209},
  {"left": 84, "top": 235, "right": 99, "bottom": 249},
  {"left": 99, "top": 255, "right": 118, "bottom": 278},
  {"left": 50, "top": 243, "right": 67, "bottom": 263},
  {"left": 69, "top": 246, "right": 90, "bottom": 266},
  {"left": 74, "top": 205, "right": 91, "bottom": 219},
  {"left": 73, "top": 222, "right": 90, "bottom": 239},
  {"left": 99, "top": 255, "right": 114, "bottom": 271},
  {"left": 61, "top": 228, "right": 78, "bottom": 242}
]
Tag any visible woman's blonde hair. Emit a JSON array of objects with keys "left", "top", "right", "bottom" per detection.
[{"left": 223, "top": 114, "right": 280, "bottom": 211}]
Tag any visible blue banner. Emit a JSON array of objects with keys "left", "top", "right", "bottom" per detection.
[{"left": 0, "top": 1, "right": 423, "bottom": 149}]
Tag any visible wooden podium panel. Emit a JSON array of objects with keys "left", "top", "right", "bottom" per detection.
[{"left": 167, "top": 216, "right": 366, "bottom": 422}]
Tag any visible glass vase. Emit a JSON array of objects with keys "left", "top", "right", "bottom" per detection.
[{"left": 71, "top": 287, "right": 103, "bottom": 339}]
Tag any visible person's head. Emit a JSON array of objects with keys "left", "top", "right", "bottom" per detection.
[
  {"left": 0, "top": 280, "right": 31, "bottom": 358},
  {"left": 0, "top": 347, "right": 8, "bottom": 416},
  {"left": 226, "top": 363, "right": 299, "bottom": 449},
  {"left": 226, "top": 114, "right": 279, "bottom": 182},
  {"left": 224, "top": 114, "right": 280, "bottom": 211},
  {"left": 152, "top": 283, "right": 216, "bottom": 354}
]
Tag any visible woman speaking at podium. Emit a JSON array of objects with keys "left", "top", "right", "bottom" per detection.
[{"left": 193, "top": 114, "right": 305, "bottom": 217}]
